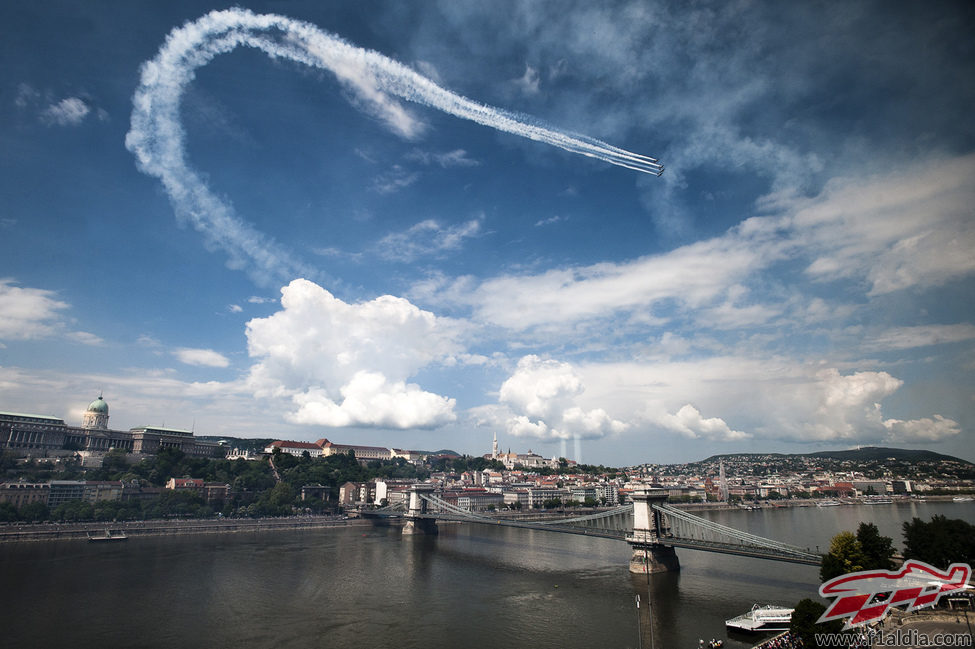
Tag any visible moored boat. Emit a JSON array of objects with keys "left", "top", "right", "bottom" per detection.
[
  {"left": 87, "top": 530, "right": 128, "bottom": 542},
  {"left": 725, "top": 604, "right": 793, "bottom": 633}
]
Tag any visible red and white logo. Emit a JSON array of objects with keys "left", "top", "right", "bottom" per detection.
[{"left": 818, "top": 560, "right": 971, "bottom": 629}]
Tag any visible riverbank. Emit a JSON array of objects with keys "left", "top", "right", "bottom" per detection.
[
  {"left": 678, "top": 494, "right": 959, "bottom": 513},
  {"left": 0, "top": 515, "right": 388, "bottom": 543},
  {"left": 2, "top": 495, "right": 963, "bottom": 543}
]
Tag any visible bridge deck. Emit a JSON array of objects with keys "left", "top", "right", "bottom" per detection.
[
  {"left": 417, "top": 512, "right": 627, "bottom": 541},
  {"left": 411, "top": 512, "right": 821, "bottom": 565},
  {"left": 379, "top": 494, "right": 824, "bottom": 566}
]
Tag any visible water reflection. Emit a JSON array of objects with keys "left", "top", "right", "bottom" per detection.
[{"left": 1, "top": 501, "right": 971, "bottom": 649}]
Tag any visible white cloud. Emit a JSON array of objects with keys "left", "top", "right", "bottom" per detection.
[
  {"left": 864, "top": 324, "right": 975, "bottom": 352},
  {"left": 464, "top": 229, "right": 779, "bottom": 331},
  {"left": 650, "top": 404, "right": 749, "bottom": 441},
  {"left": 0, "top": 279, "right": 69, "bottom": 340},
  {"left": 578, "top": 359, "right": 960, "bottom": 445},
  {"left": 534, "top": 214, "right": 565, "bottom": 227},
  {"left": 416, "top": 154, "right": 975, "bottom": 348},
  {"left": 883, "top": 415, "right": 960, "bottom": 443},
  {"left": 228, "top": 304, "right": 243, "bottom": 313},
  {"left": 245, "top": 278, "right": 460, "bottom": 429},
  {"left": 174, "top": 348, "right": 231, "bottom": 368},
  {"left": 792, "top": 154, "right": 975, "bottom": 295},
  {"left": 513, "top": 64, "right": 541, "bottom": 95},
  {"left": 376, "top": 218, "right": 481, "bottom": 262},
  {"left": 66, "top": 331, "right": 105, "bottom": 346},
  {"left": 41, "top": 97, "right": 91, "bottom": 126},
  {"left": 372, "top": 165, "right": 421, "bottom": 194},
  {"left": 494, "top": 355, "right": 627, "bottom": 441},
  {"left": 406, "top": 148, "right": 480, "bottom": 168},
  {"left": 288, "top": 372, "right": 455, "bottom": 428}
]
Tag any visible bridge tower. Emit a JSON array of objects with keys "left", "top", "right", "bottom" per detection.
[
  {"left": 402, "top": 483, "right": 439, "bottom": 535},
  {"left": 627, "top": 488, "right": 680, "bottom": 574}
]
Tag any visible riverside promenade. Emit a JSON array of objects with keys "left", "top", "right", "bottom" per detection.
[{"left": 0, "top": 515, "right": 384, "bottom": 543}]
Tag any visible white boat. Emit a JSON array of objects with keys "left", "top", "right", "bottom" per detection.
[
  {"left": 862, "top": 497, "right": 893, "bottom": 504},
  {"left": 726, "top": 604, "right": 794, "bottom": 632},
  {"left": 953, "top": 496, "right": 973, "bottom": 502},
  {"left": 817, "top": 500, "right": 841, "bottom": 507},
  {"left": 87, "top": 529, "right": 128, "bottom": 542}
]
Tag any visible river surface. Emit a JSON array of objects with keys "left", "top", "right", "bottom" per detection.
[{"left": 2, "top": 501, "right": 972, "bottom": 649}]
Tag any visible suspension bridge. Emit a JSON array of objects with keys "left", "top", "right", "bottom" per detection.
[{"left": 366, "top": 485, "right": 822, "bottom": 574}]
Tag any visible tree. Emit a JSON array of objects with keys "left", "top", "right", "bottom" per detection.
[
  {"left": 0, "top": 501, "right": 19, "bottom": 522},
  {"left": 20, "top": 501, "right": 50, "bottom": 522},
  {"left": 820, "top": 525, "right": 897, "bottom": 582},
  {"left": 790, "top": 598, "right": 844, "bottom": 648},
  {"left": 820, "top": 531, "right": 868, "bottom": 582},
  {"left": 903, "top": 515, "right": 975, "bottom": 568},
  {"left": 53, "top": 500, "right": 94, "bottom": 522},
  {"left": 856, "top": 522, "right": 895, "bottom": 570}
]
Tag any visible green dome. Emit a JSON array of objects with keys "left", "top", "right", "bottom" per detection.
[{"left": 87, "top": 396, "right": 109, "bottom": 415}]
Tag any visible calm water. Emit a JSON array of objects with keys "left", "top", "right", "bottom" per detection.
[{"left": 2, "top": 501, "right": 972, "bottom": 649}]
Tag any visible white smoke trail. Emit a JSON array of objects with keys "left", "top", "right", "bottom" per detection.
[{"left": 127, "top": 8, "right": 663, "bottom": 285}]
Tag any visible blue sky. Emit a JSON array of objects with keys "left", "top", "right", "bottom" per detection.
[{"left": 2, "top": 0, "right": 974, "bottom": 465}]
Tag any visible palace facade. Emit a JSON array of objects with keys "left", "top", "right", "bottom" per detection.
[{"left": 0, "top": 395, "right": 226, "bottom": 460}]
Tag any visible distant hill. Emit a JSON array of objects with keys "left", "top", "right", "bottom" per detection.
[
  {"left": 424, "top": 449, "right": 462, "bottom": 457},
  {"left": 804, "top": 447, "right": 971, "bottom": 464},
  {"left": 701, "top": 446, "right": 972, "bottom": 466}
]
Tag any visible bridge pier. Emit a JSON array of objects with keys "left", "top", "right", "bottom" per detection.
[
  {"left": 402, "top": 484, "right": 438, "bottom": 536},
  {"left": 627, "top": 488, "right": 680, "bottom": 574}
]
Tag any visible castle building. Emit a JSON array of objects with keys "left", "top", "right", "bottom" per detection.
[
  {"left": 0, "top": 395, "right": 225, "bottom": 460},
  {"left": 81, "top": 395, "right": 109, "bottom": 430}
]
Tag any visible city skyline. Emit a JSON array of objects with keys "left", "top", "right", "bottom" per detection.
[{"left": 2, "top": 1, "right": 974, "bottom": 465}]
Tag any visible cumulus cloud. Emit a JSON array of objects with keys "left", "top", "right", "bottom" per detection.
[
  {"left": 245, "top": 278, "right": 460, "bottom": 429},
  {"left": 789, "top": 368, "right": 957, "bottom": 444},
  {"left": 0, "top": 279, "right": 69, "bottom": 340},
  {"left": 579, "top": 359, "right": 961, "bottom": 446},
  {"left": 174, "top": 348, "right": 231, "bottom": 368},
  {"left": 883, "top": 415, "right": 960, "bottom": 443},
  {"left": 289, "top": 373, "right": 455, "bottom": 428},
  {"left": 650, "top": 404, "right": 749, "bottom": 441},
  {"left": 493, "top": 355, "right": 627, "bottom": 441}
]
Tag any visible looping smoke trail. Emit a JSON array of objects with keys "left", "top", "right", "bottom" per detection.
[{"left": 126, "top": 8, "right": 663, "bottom": 285}]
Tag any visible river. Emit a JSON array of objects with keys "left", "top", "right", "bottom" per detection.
[{"left": 1, "top": 500, "right": 972, "bottom": 649}]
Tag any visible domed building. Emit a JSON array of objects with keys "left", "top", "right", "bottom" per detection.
[
  {"left": 81, "top": 395, "right": 109, "bottom": 430},
  {"left": 0, "top": 393, "right": 226, "bottom": 460}
]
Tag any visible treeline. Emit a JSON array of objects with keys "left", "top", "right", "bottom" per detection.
[
  {"left": 0, "top": 490, "right": 216, "bottom": 523},
  {"left": 791, "top": 516, "right": 975, "bottom": 649},
  {"left": 0, "top": 447, "right": 435, "bottom": 523}
]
